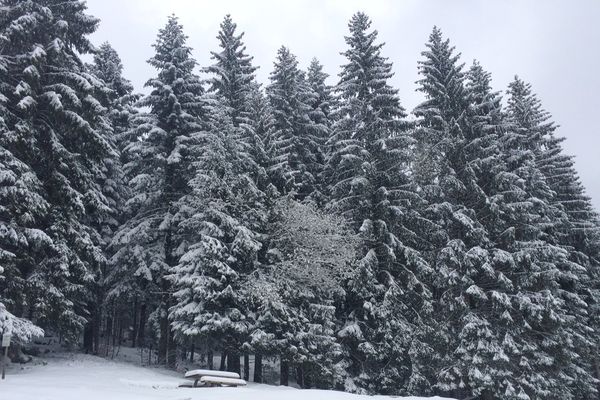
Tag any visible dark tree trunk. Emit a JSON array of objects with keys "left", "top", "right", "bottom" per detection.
[
  {"left": 280, "top": 358, "right": 289, "bottom": 386},
  {"left": 138, "top": 303, "right": 147, "bottom": 347},
  {"left": 157, "top": 303, "right": 169, "bottom": 364},
  {"left": 83, "top": 321, "right": 93, "bottom": 354},
  {"left": 243, "top": 353, "right": 250, "bottom": 381},
  {"left": 92, "top": 302, "right": 101, "bottom": 354},
  {"left": 227, "top": 351, "right": 241, "bottom": 374},
  {"left": 304, "top": 365, "right": 312, "bottom": 389},
  {"left": 189, "top": 343, "right": 195, "bottom": 362},
  {"left": 131, "top": 297, "right": 138, "bottom": 348},
  {"left": 166, "top": 327, "right": 176, "bottom": 368},
  {"left": 253, "top": 353, "right": 262, "bottom": 383},
  {"left": 219, "top": 351, "right": 226, "bottom": 370},
  {"left": 105, "top": 308, "right": 113, "bottom": 357},
  {"left": 207, "top": 350, "right": 214, "bottom": 370},
  {"left": 296, "top": 365, "right": 304, "bottom": 388},
  {"left": 111, "top": 307, "right": 117, "bottom": 349}
]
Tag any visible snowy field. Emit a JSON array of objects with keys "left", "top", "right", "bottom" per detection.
[{"left": 1, "top": 353, "right": 454, "bottom": 400}]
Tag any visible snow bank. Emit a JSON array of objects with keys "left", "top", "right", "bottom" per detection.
[{"left": 0, "top": 353, "right": 454, "bottom": 400}]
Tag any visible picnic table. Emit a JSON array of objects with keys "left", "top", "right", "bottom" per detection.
[{"left": 181, "top": 369, "right": 247, "bottom": 388}]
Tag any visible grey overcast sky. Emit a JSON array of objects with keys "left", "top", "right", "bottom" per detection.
[{"left": 85, "top": 0, "right": 600, "bottom": 209}]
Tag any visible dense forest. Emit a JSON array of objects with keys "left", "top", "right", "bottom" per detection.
[{"left": 0, "top": 1, "right": 599, "bottom": 399}]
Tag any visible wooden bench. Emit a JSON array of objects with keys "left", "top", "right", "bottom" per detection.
[
  {"left": 181, "top": 369, "right": 246, "bottom": 388},
  {"left": 198, "top": 376, "right": 247, "bottom": 387}
]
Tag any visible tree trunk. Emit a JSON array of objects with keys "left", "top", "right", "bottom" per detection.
[
  {"left": 189, "top": 343, "right": 195, "bottom": 362},
  {"left": 280, "top": 358, "right": 289, "bottom": 386},
  {"left": 131, "top": 297, "right": 138, "bottom": 348},
  {"left": 253, "top": 353, "right": 262, "bottom": 383},
  {"left": 83, "top": 320, "right": 93, "bottom": 354},
  {"left": 220, "top": 351, "right": 226, "bottom": 370},
  {"left": 92, "top": 302, "right": 101, "bottom": 354},
  {"left": 166, "top": 325, "right": 176, "bottom": 368},
  {"left": 138, "top": 303, "right": 147, "bottom": 347},
  {"left": 105, "top": 308, "right": 113, "bottom": 357},
  {"left": 227, "top": 351, "right": 241, "bottom": 375},
  {"left": 243, "top": 353, "right": 250, "bottom": 381},
  {"left": 207, "top": 350, "right": 214, "bottom": 370},
  {"left": 304, "top": 364, "right": 312, "bottom": 389},
  {"left": 158, "top": 302, "right": 169, "bottom": 365},
  {"left": 296, "top": 365, "right": 304, "bottom": 388}
]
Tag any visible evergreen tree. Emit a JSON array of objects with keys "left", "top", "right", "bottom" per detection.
[
  {"left": 414, "top": 27, "right": 595, "bottom": 399},
  {"left": 87, "top": 41, "right": 141, "bottom": 349},
  {"left": 327, "top": 12, "right": 432, "bottom": 395},
  {"left": 169, "top": 104, "right": 265, "bottom": 374},
  {"left": 87, "top": 42, "right": 139, "bottom": 155},
  {"left": 0, "top": 0, "right": 114, "bottom": 341},
  {"left": 267, "top": 46, "right": 324, "bottom": 200},
  {"left": 205, "top": 14, "right": 258, "bottom": 127},
  {"left": 305, "top": 58, "right": 333, "bottom": 205},
  {"left": 111, "top": 15, "right": 204, "bottom": 365},
  {"left": 505, "top": 77, "right": 599, "bottom": 399}
]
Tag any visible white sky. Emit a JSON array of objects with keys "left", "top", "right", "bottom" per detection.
[{"left": 85, "top": 0, "right": 600, "bottom": 209}]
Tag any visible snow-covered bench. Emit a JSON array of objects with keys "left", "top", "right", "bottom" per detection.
[{"left": 181, "top": 369, "right": 246, "bottom": 388}]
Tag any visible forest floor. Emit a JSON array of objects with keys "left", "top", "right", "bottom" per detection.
[{"left": 0, "top": 352, "right": 454, "bottom": 400}]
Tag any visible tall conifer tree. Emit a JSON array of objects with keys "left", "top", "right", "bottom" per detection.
[
  {"left": 267, "top": 46, "right": 324, "bottom": 200},
  {"left": 111, "top": 15, "right": 204, "bottom": 365},
  {"left": 0, "top": 0, "right": 115, "bottom": 341},
  {"left": 328, "top": 12, "right": 432, "bottom": 395}
]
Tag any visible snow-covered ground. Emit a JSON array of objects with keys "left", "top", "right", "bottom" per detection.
[{"left": 0, "top": 353, "right": 453, "bottom": 400}]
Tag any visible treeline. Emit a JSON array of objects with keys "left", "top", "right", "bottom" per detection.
[{"left": 0, "top": 1, "right": 599, "bottom": 399}]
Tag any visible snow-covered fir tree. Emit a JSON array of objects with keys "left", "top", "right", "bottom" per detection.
[
  {"left": 305, "top": 58, "right": 333, "bottom": 205},
  {"left": 174, "top": 15, "right": 271, "bottom": 374},
  {"left": 413, "top": 27, "right": 596, "bottom": 399},
  {"left": 504, "top": 77, "right": 599, "bottom": 399},
  {"left": 326, "top": 12, "right": 433, "bottom": 395},
  {"left": 267, "top": 46, "right": 325, "bottom": 200},
  {"left": 87, "top": 42, "right": 139, "bottom": 156},
  {"left": 0, "top": 0, "right": 116, "bottom": 342},
  {"left": 413, "top": 30, "right": 508, "bottom": 399},
  {"left": 205, "top": 14, "right": 257, "bottom": 127},
  {"left": 110, "top": 15, "right": 204, "bottom": 365},
  {"left": 168, "top": 104, "right": 265, "bottom": 374}
]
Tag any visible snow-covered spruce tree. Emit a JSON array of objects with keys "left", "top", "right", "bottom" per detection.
[
  {"left": 168, "top": 104, "right": 265, "bottom": 374},
  {"left": 84, "top": 42, "right": 139, "bottom": 352},
  {"left": 326, "top": 12, "right": 433, "bottom": 395},
  {"left": 413, "top": 30, "right": 509, "bottom": 398},
  {"left": 205, "top": 16, "right": 271, "bottom": 198},
  {"left": 196, "top": 15, "right": 270, "bottom": 374},
  {"left": 0, "top": 0, "right": 116, "bottom": 342},
  {"left": 504, "top": 77, "right": 599, "bottom": 399},
  {"left": 414, "top": 28, "right": 595, "bottom": 400},
  {"left": 267, "top": 46, "right": 325, "bottom": 200},
  {"left": 87, "top": 42, "right": 139, "bottom": 156},
  {"left": 206, "top": 14, "right": 257, "bottom": 127},
  {"left": 247, "top": 83, "right": 274, "bottom": 177},
  {"left": 111, "top": 15, "right": 204, "bottom": 365},
  {"left": 305, "top": 58, "right": 333, "bottom": 205}
]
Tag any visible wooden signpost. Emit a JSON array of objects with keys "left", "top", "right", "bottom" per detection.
[{"left": 1, "top": 333, "right": 10, "bottom": 380}]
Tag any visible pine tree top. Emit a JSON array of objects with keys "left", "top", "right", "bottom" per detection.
[
  {"left": 415, "top": 26, "right": 467, "bottom": 123},
  {"left": 90, "top": 42, "right": 134, "bottom": 98},
  {"left": 506, "top": 76, "right": 556, "bottom": 134},
  {"left": 307, "top": 58, "right": 328, "bottom": 89},
  {"left": 147, "top": 14, "right": 195, "bottom": 75}
]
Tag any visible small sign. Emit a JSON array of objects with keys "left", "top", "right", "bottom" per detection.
[{"left": 1, "top": 334, "right": 10, "bottom": 347}]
